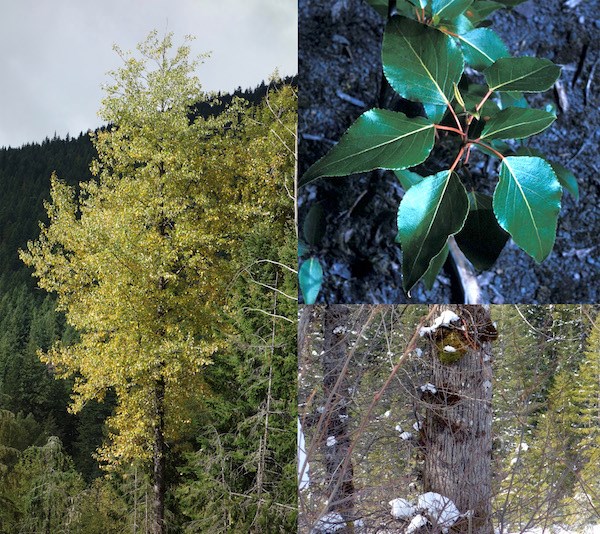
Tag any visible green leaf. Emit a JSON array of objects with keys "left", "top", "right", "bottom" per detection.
[
  {"left": 550, "top": 162, "right": 579, "bottom": 202},
  {"left": 383, "top": 16, "right": 464, "bottom": 106},
  {"left": 456, "top": 28, "right": 509, "bottom": 70},
  {"left": 423, "top": 103, "right": 448, "bottom": 123},
  {"left": 303, "top": 203, "right": 326, "bottom": 245},
  {"left": 493, "top": 156, "right": 562, "bottom": 262},
  {"left": 364, "top": 0, "right": 389, "bottom": 17},
  {"left": 300, "top": 109, "right": 435, "bottom": 186},
  {"left": 397, "top": 170, "right": 469, "bottom": 291},
  {"left": 500, "top": 91, "right": 528, "bottom": 109},
  {"left": 439, "top": 14, "right": 474, "bottom": 34},
  {"left": 464, "top": 1, "right": 504, "bottom": 25},
  {"left": 431, "top": 0, "right": 474, "bottom": 20},
  {"left": 455, "top": 192, "right": 509, "bottom": 270},
  {"left": 298, "top": 241, "right": 309, "bottom": 257},
  {"left": 422, "top": 243, "right": 449, "bottom": 290},
  {"left": 481, "top": 108, "right": 556, "bottom": 140},
  {"left": 484, "top": 57, "right": 561, "bottom": 92},
  {"left": 495, "top": 0, "right": 527, "bottom": 6},
  {"left": 395, "top": 169, "right": 425, "bottom": 190},
  {"left": 299, "top": 258, "right": 323, "bottom": 304},
  {"left": 516, "top": 147, "right": 579, "bottom": 201},
  {"left": 461, "top": 83, "right": 500, "bottom": 116}
]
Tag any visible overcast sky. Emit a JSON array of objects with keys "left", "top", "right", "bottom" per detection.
[{"left": 0, "top": 0, "right": 297, "bottom": 148}]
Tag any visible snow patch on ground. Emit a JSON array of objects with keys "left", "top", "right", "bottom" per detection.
[
  {"left": 389, "top": 498, "right": 416, "bottom": 520},
  {"left": 407, "top": 514, "right": 428, "bottom": 533},
  {"left": 443, "top": 345, "right": 457, "bottom": 352},
  {"left": 417, "top": 492, "right": 460, "bottom": 532},
  {"left": 326, "top": 436, "right": 337, "bottom": 447}
]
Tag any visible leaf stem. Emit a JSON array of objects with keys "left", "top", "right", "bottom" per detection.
[
  {"left": 470, "top": 140, "right": 505, "bottom": 160},
  {"left": 449, "top": 145, "right": 466, "bottom": 172},
  {"left": 435, "top": 124, "right": 464, "bottom": 136},
  {"left": 447, "top": 102, "right": 464, "bottom": 136},
  {"left": 475, "top": 89, "right": 494, "bottom": 113}
]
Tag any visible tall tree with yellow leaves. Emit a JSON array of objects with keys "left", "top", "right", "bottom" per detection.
[{"left": 20, "top": 31, "right": 260, "bottom": 534}]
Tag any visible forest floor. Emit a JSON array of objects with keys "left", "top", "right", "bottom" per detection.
[{"left": 298, "top": 0, "right": 600, "bottom": 303}]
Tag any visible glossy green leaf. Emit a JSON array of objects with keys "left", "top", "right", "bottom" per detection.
[
  {"left": 439, "top": 14, "right": 474, "bottom": 34},
  {"left": 299, "top": 258, "right": 323, "bottom": 304},
  {"left": 455, "top": 192, "right": 509, "bottom": 270},
  {"left": 516, "top": 147, "right": 579, "bottom": 201},
  {"left": 383, "top": 16, "right": 464, "bottom": 106},
  {"left": 300, "top": 109, "right": 435, "bottom": 186},
  {"left": 550, "top": 162, "right": 579, "bottom": 202},
  {"left": 456, "top": 28, "right": 509, "bottom": 70},
  {"left": 481, "top": 108, "right": 556, "bottom": 140},
  {"left": 431, "top": 0, "right": 474, "bottom": 20},
  {"left": 464, "top": 1, "right": 504, "bottom": 24},
  {"left": 500, "top": 91, "right": 528, "bottom": 109},
  {"left": 303, "top": 203, "right": 326, "bottom": 245},
  {"left": 484, "top": 57, "right": 561, "bottom": 92},
  {"left": 397, "top": 170, "right": 469, "bottom": 291},
  {"left": 298, "top": 241, "right": 309, "bottom": 257},
  {"left": 493, "top": 156, "right": 562, "bottom": 262},
  {"left": 422, "top": 243, "right": 449, "bottom": 290},
  {"left": 423, "top": 103, "right": 448, "bottom": 123},
  {"left": 395, "top": 169, "right": 425, "bottom": 190}
]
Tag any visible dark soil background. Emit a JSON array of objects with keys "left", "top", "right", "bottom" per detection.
[{"left": 298, "top": 0, "right": 600, "bottom": 304}]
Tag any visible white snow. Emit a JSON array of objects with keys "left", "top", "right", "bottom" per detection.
[
  {"left": 420, "top": 383, "right": 437, "bottom": 394},
  {"left": 395, "top": 424, "right": 403, "bottom": 432},
  {"left": 407, "top": 514, "right": 428, "bottom": 533},
  {"left": 311, "top": 512, "right": 345, "bottom": 533},
  {"left": 518, "top": 442, "right": 529, "bottom": 452},
  {"left": 298, "top": 418, "right": 310, "bottom": 490},
  {"left": 419, "top": 310, "right": 461, "bottom": 336},
  {"left": 390, "top": 498, "right": 417, "bottom": 520},
  {"left": 326, "top": 436, "right": 337, "bottom": 447},
  {"left": 383, "top": 410, "right": 391, "bottom": 418},
  {"left": 417, "top": 492, "right": 460, "bottom": 533},
  {"left": 414, "top": 348, "right": 423, "bottom": 357},
  {"left": 413, "top": 421, "right": 422, "bottom": 431},
  {"left": 338, "top": 414, "right": 348, "bottom": 421},
  {"left": 443, "top": 345, "right": 457, "bottom": 352},
  {"left": 332, "top": 326, "right": 346, "bottom": 335},
  {"left": 400, "top": 432, "right": 413, "bottom": 440}
]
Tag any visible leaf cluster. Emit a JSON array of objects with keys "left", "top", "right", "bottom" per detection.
[{"left": 300, "top": 0, "right": 577, "bottom": 294}]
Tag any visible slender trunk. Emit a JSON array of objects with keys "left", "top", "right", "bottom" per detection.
[
  {"left": 321, "top": 305, "right": 355, "bottom": 529},
  {"left": 152, "top": 376, "right": 166, "bottom": 534},
  {"left": 422, "top": 305, "right": 495, "bottom": 534}
]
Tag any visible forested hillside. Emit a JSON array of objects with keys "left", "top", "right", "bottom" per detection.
[
  {"left": 299, "top": 305, "right": 600, "bottom": 533},
  {"left": 0, "top": 33, "right": 296, "bottom": 533}
]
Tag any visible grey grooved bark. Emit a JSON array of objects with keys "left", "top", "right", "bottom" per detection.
[{"left": 422, "top": 305, "right": 494, "bottom": 534}]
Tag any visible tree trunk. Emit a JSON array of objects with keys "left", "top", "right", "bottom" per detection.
[
  {"left": 152, "top": 376, "right": 166, "bottom": 534},
  {"left": 321, "top": 305, "right": 355, "bottom": 529},
  {"left": 421, "top": 305, "right": 494, "bottom": 534}
]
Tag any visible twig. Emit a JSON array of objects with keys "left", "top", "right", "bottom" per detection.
[
  {"left": 585, "top": 56, "right": 599, "bottom": 106},
  {"left": 336, "top": 90, "right": 366, "bottom": 108},
  {"left": 301, "top": 133, "right": 337, "bottom": 145},
  {"left": 448, "top": 237, "right": 486, "bottom": 304}
]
